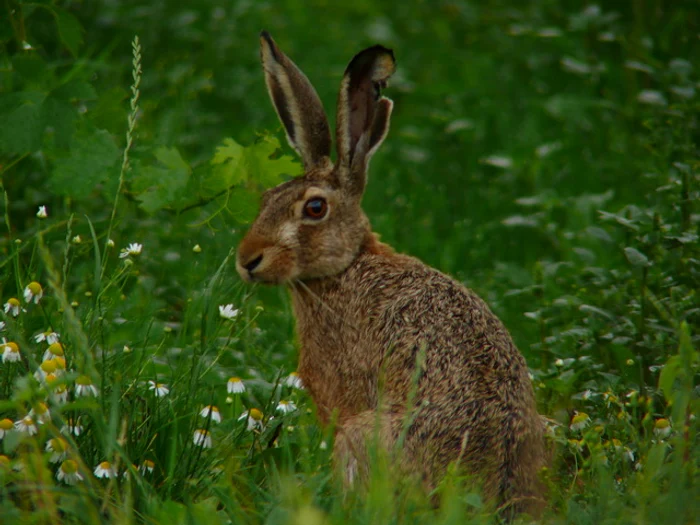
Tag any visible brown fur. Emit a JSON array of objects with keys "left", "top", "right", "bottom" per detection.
[{"left": 237, "top": 33, "right": 547, "bottom": 518}]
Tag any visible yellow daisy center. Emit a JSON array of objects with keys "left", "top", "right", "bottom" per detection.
[
  {"left": 48, "top": 342, "right": 64, "bottom": 356},
  {"left": 61, "top": 460, "right": 78, "bottom": 474},
  {"left": 27, "top": 282, "right": 42, "bottom": 294},
  {"left": 249, "top": 408, "right": 263, "bottom": 421},
  {"left": 0, "top": 419, "right": 13, "bottom": 430}
]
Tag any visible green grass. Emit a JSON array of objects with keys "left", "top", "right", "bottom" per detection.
[{"left": 0, "top": 1, "right": 698, "bottom": 523}]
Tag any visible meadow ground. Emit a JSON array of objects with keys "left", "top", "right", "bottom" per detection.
[{"left": 0, "top": 1, "right": 698, "bottom": 523}]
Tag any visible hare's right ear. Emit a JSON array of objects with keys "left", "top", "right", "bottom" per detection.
[{"left": 260, "top": 32, "right": 332, "bottom": 170}]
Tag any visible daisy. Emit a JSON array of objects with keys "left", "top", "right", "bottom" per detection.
[
  {"left": 0, "top": 418, "right": 13, "bottom": 439},
  {"left": 29, "top": 402, "right": 51, "bottom": 424},
  {"left": 36, "top": 206, "right": 48, "bottom": 219},
  {"left": 50, "top": 381, "right": 69, "bottom": 405},
  {"left": 276, "top": 400, "right": 297, "bottom": 414},
  {"left": 3, "top": 297, "right": 22, "bottom": 317},
  {"left": 45, "top": 437, "right": 68, "bottom": 463},
  {"left": 1, "top": 341, "right": 21, "bottom": 363},
  {"left": 38, "top": 330, "right": 62, "bottom": 347},
  {"left": 193, "top": 429, "right": 212, "bottom": 448},
  {"left": 139, "top": 459, "right": 155, "bottom": 474},
  {"left": 23, "top": 282, "right": 43, "bottom": 304},
  {"left": 218, "top": 304, "right": 239, "bottom": 320},
  {"left": 42, "top": 342, "right": 65, "bottom": 364},
  {"left": 227, "top": 376, "right": 245, "bottom": 394},
  {"left": 238, "top": 408, "right": 264, "bottom": 431},
  {"left": 94, "top": 461, "right": 117, "bottom": 479},
  {"left": 119, "top": 243, "right": 143, "bottom": 259},
  {"left": 148, "top": 381, "right": 169, "bottom": 397},
  {"left": 75, "top": 375, "right": 99, "bottom": 397},
  {"left": 653, "top": 418, "right": 671, "bottom": 438},
  {"left": 34, "top": 360, "right": 58, "bottom": 382},
  {"left": 569, "top": 412, "right": 590, "bottom": 432},
  {"left": 51, "top": 356, "right": 67, "bottom": 372},
  {"left": 285, "top": 372, "right": 304, "bottom": 389},
  {"left": 61, "top": 418, "right": 84, "bottom": 437},
  {"left": 57, "top": 460, "right": 83, "bottom": 485},
  {"left": 14, "top": 416, "right": 38, "bottom": 436},
  {"left": 200, "top": 405, "right": 222, "bottom": 423}
]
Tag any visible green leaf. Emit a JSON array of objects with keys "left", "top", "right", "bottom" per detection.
[
  {"left": 246, "top": 135, "right": 300, "bottom": 187},
  {"left": 55, "top": 8, "right": 84, "bottom": 57},
  {"left": 0, "top": 91, "right": 46, "bottom": 154},
  {"left": 658, "top": 355, "right": 682, "bottom": 402},
  {"left": 211, "top": 138, "right": 247, "bottom": 187},
  {"left": 50, "top": 128, "right": 120, "bottom": 199},
  {"left": 133, "top": 147, "right": 191, "bottom": 213},
  {"left": 623, "top": 246, "right": 651, "bottom": 267}
]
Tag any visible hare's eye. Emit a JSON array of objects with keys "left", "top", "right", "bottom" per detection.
[{"left": 303, "top": 198, "right": 328, "bottom": 220}]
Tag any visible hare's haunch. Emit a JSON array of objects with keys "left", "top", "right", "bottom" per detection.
[{"left": 237, "top": 32, "right": 547, "bottom": 518}]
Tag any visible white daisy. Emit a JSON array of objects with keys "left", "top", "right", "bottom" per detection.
[
  {"left": 94, "top": 461, "right": 117, "bottom": 479},
  {"left": 0, "top": 321, "right": 4, "bottom": 331},
  {"left": 276, "top": 400, "right": 297, "bottom": 414},
  {"left": 219, "top": 304, "right": 239, "bottom": 320},
  {"left": 200, "top": 405, "right": 222, "bottom": 423},
  {"left": 75, "top": 375, "right": 99, "bottom": 397},
  {"left": 119, "top": 242, "right": 143, "bottom": 259},
  {"left": 29, "top": 402, "right": 51, "bottom": 424},
  {"left": 57, "top": 460, "right": 83, "bottom": 485},
  {"left": 14, "top": 416, "right": 38, "bottom": 436},
  {"left": 193, "top": 429, "right": 212, "bottom": 448},
  {"left": 148, "top": 381, "right": 169, "bottom": 397},
  {"left": 61, "top": 418, "right": 84, "bottom": 437},
  {"left": 49, "top": 380, "right": 69, "bottom": 405},
  {"left": 36, "top": 330, "right": 61, "bottom": 346},
  {"left": 238, "top": 408, "right": 264, "bottom": 431},
  {"left": 139, "top": 459, "right": 155, "bottom": 474},
  {"left": 23, "top": 281, "right": 43, "bottom": 304},
  {"left": 0, "top": 418, "right": 13, "bottom": 439},
  {"left": 36, "top": 205, "right": 48, "bottom": 219},
  {"left": 569, "top": 412, "right": 590, "bottom": 432},
  {"left": 3, "top": 298, "right": 22, "bottom": 317},
  {"left": 1, "top": 341, "right": 21, "bottom": 363},
  {"left": 285, "top": 372, "right": 304, "bottom": 389},
  {"left": 653, "top": 418, "right": 671, "bottom": 438},
  {"left": 42, "top": 342, "right": 65, "bottom": 363},
  {"left": 227, "top": 376, "right": 245, "bottom": 394},
  {"left": 45, "top": 437, "right": 68, "bottom": 463},
  {"left": 34, "top": 360, "right": 58, "bottom": 382}
]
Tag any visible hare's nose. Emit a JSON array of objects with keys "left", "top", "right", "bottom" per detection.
[{"left": 242, "top": 254, "right": 263, "bottom": 272}]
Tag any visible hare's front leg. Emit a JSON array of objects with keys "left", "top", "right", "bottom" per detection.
[{"left": 332, "top": 409, "right": 407, "bottom": 486}]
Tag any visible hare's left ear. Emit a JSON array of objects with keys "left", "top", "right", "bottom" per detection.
[{"left": 335, "top": 45, "right": 396, "bottom": 197}]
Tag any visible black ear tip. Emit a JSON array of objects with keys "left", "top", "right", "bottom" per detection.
[
  {"left": 345, "top": 45, "right": 397, "bottom": 80},
  {"left": 260, "top": 30, "right": 271, "bottom": 39},
  {"left": 260, "top": 31, "right": 281, "bottom": 61}
]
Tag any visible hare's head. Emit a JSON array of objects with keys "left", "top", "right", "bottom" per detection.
[{"left": 236, "top": 32, "right": 396, "bottom": 284}]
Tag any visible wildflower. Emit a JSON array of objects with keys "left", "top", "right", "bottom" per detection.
[
  {"left": 653, "top": 418, "right": 671, "bottom": 438},
  {"left": 219, "top": 304, "right": 239, "bottom": 320},
  {"left": 239, "top": 408, "right": 264, "bottom": 431},
  {"left": 1, "top": 341, "right": 21, "bottom": 363},
  {"left": 193, "top": 429, "right": 212, "bottom": 448},
  {"left": 554, "top": 358, "right": 564, "bottom": 367},
  {"left": 123, "top": 345, "right": 132, "bottom": 353},
  {"left": 119, "top": 242, "right": 143, "bottom": 259},
  {"left": 50, "top": 381, "right": 69, "bottom": 405},
  {"left": 319, "top": 440, "right": 328, "bottom": 450},
  {"left": 139, "top": 459, "right": 155, "bottom": 474},
  {"left": 36, "top": 206, "right": 48, "bottom": 219},
  {"left": 72, "top": 235, "right": 82, "bottom": 244},
  {"left": 227, "top": 376, "right": 245, "bottom": 394},
  {"left": 611, "top": 439, "right": 635, "bottom": 462},
  {"left": 23, "top": 282, "right": 43, "bottom": 304},
  {"left": 285, "top": 372, "right": 304, "bottom": 389},
  {"left": 192, "top": 244, "right": 202, "bottom": 253},
  {"left": 569, "top": 412, "right": 590, "bottom": 432},
  {"left": 29, "top": 402, "right": 51, "bottom": 424},
  {"left": 0, "top": 418, "right": 13, "bottom": 439},
  {"left": 51, "top": 356, "right": 67, "bottom": 372},
  {"left": 75, "top": 375, "right": 99, "bottom": 397},
  {"left": 14, "top": 416, "right": 38, "bottom": 436},
  {"left": 200, "top": 405, "right": 222, "bottom": 423},
  {"left": 45, "top": 438, "right": 68, "bottom": 463},
  {"left": 3, "top": 298, "right": 22, "bottom": 317},
  {"left": 36, "top": 331, "right": 61, "bottom": 346},
  {"left": 94, "top": 461, "right": 117, "bottom": 479},
  {"left": 106, "top": 239, "right": 115, "bottom": 248},
  {"left": 61, "top": 418, "right": 84, "bottom": 437},
  {"left": 57, "top": 460, "right": 83, "bottom": 485},
  {"left": 276, "top": 400, "right": 297, "bottom": 414},
  {"left": 0, "top": 321, "right": 4, "bottom": 331},
  {"left": 148, "top": 381, "right": 169, "bottom": 397}
]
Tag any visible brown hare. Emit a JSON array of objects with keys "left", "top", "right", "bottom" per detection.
[{"left": 237, "top": 32, "right": 547, "bottom": 518}]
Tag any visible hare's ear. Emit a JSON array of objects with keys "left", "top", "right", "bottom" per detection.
[
  {"left": 260, "top": 31, "right": 332, "bottom": 170},
  {"left": 336, "top": 45, "right": 396, "bottom": 196}
]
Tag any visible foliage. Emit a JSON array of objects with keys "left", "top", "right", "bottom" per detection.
[{"left": 0, "top": 0, "right": 698, "bottom": 524}]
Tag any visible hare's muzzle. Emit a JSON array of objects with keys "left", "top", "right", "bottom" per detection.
[{"left": 236, "top": 249, "right": 264, "bottom": 282}]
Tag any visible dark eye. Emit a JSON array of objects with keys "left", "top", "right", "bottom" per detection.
[{"left": 303, "top": 197, "right": 328, "bottom": 219}]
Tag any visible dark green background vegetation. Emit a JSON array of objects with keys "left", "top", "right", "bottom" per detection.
[{"left": 0, "top": 1, "right": 698, "bottom": 523}]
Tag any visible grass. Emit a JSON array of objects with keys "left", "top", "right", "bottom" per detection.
[{"left": 0, "top": 0, "right": 698, "bottom": 523}]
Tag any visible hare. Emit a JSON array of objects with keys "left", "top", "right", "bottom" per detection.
[{"left": 237, "top": 32, "right": 547, "bottom": 518}]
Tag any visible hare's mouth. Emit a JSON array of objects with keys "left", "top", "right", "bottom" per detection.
[{"left": 236, "top": 247, "right": 298, "bottom": 285}]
